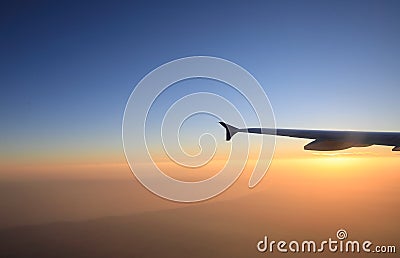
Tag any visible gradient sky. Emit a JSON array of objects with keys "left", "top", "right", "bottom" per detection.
[
  {"left": 1, "top": 4, "right": 400, "bottom": 248},
  {"left": 1, "top": 0, "right": 400, "bottom": 167}
]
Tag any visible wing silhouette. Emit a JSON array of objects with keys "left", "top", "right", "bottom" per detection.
[{"left": 219, "top": 122, "right": 400, "bottom": 151}]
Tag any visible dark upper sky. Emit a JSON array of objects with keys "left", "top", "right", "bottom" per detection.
[{"left": 1, "top": 0, "right": 400, "bottom": 162}]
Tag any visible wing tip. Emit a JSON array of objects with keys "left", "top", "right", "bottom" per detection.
[{"left": 219, "top": 122, "right": 238, "bottom": 141}]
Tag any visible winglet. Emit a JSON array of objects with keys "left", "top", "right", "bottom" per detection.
[{"left": 219, "top": 122, "right": 239, "bottom": 141}]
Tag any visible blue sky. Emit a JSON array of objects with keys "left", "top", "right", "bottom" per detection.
[{"left": 1, "top": 0, "right": 400, "bottom": 163}]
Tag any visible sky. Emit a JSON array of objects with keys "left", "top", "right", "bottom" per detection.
[
  {"left": 0, "top": 3, "right": 399, "bottom": 253},
  {"left": 1, "top": 0, "right": 400, "bottom": 167}
]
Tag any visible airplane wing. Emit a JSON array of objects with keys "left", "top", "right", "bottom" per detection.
[{"left": 219, "top": 122, "right": 400, "bottom": 151}]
